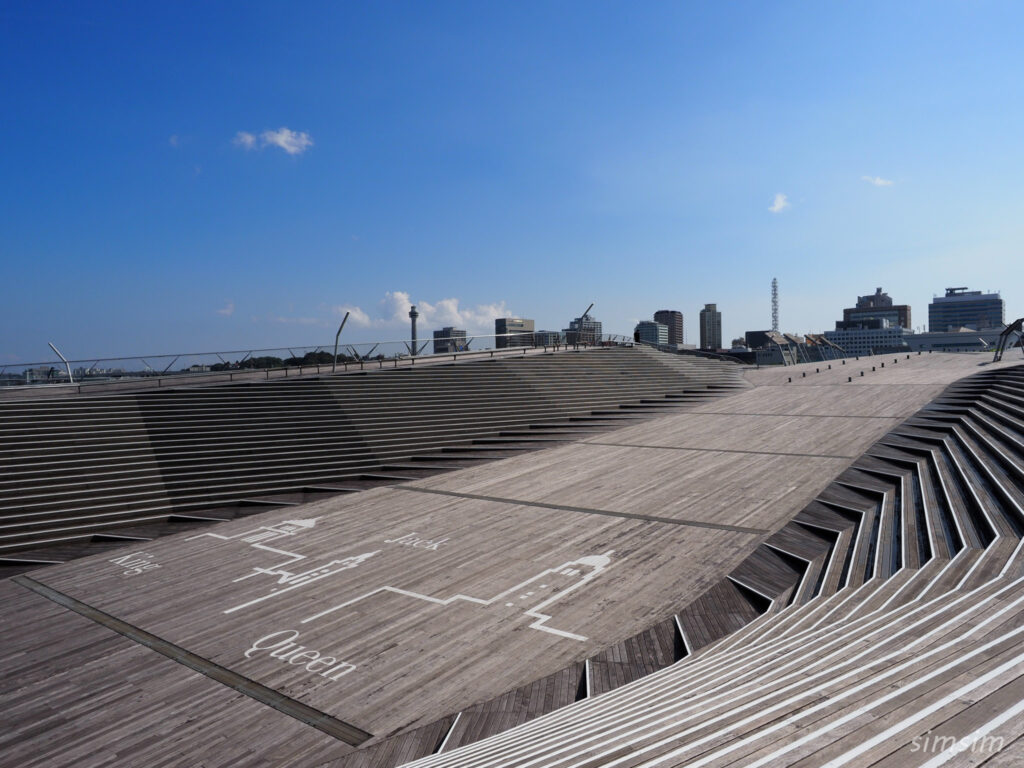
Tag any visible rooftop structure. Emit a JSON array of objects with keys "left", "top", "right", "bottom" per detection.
[
  {"left": 0, "top": 346, "right": 741, "bottom": 566},
  {"left": 4, "top": 349, "right": 1024, "bottom": 767},
  {"left": 906, "top": 327, "right": 1003, "bottom": 353},
  {"left": 825, "top": 289, "right": 914, "bottom": 355},
  {"left": 929, "top": 286, "right": 1004, "bottom": 332},
  {"left": 825, "top": 319, "right": 910, "bottom": 356},
  {"left": 843, "top": 286, "right": 912, "bottom": 329}
]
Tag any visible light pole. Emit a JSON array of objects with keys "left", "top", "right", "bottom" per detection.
[
  {"left": 48, "top": 342, "right": 73, "bottom": 383},
  {"left": 332, "top": 311, "right": 350, "bottom": 373}
]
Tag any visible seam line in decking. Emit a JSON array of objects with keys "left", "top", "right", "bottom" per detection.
[
  {"left": 684, "top": 411, "right": 902, "bottom": 420},
  {"left": 9, "top": 575, "right": 373, "bottom": 747},
  {"left": 583, "top": 441, "right": 857, "bottom": 460},
  {"left": 394, "top": 487, "right": 768, "bottom": 534}
]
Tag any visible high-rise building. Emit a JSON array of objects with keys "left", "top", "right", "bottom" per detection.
[
  {"left": 433, "top": 327, "right": 467, "bottom": 354},
  {"left": 495, "top": 318, "right": 535, "bottom": 348},
  {"left": 928, "top": 287, "right": 1004, "bottom": 332},
  {"left": 824, "top": 319, "right": 909, "bottom": 356},
  {"left": 653, "top": 310, "right": 684, "bottom": 346},
  {"left": 824, "top": 289, "right": 913, "bottom": 356},
  {"left": 533, "top": 330, "right": 563, "bottom": 346},
  {"left": 634, "top": 321, "right": 668, "bottom": 346},
  {"left": 843, "top": 287, "right": 911, "bottom": 329},
  {"left": 564, "top": 313, "right": 602, "bottom": 346},
  {"left": 744, "top": 330, "right": 773, "bottom": 350},
  {"left": 699, "top": 304, "right": 722, "bottom": 350}
]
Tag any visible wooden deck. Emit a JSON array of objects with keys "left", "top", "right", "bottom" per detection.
[
  {"left": 0, "top": 580, "right": 355, "bottom": 767},
  {"left": 0, "top": 346, "right": 744, "bottom": 566},
  {"left": 2, "top": 351, "right": 1022, "bottom": 767}
]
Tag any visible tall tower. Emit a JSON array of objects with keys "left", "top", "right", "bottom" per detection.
[
  {"left": 771, "top": 278, "right": 779, "bottom": 333},
  {"left": 409, "top": 305, "right": 419, "bottom": 356},
  {"left": 699, "top": 304, "right": 722, "bottom": 350}
]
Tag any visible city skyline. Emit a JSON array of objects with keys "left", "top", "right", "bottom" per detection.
[
  {"left": 0, "top": 280, "right": 1015, "bottom": 364},
  {"left": 3, "top": 2, "right": 1024, "bottom": 362}
]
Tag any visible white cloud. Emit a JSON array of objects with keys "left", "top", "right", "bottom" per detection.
[
  {"left": 432, "top": 297, "right": 512, "bottom": 332},
  {"left": 333, "top": 305, "right": 372, "bottom": 327},
  {"left": 216, "top": 301, "right": 235, "bottom": 317},
  {"left": 233, "top": 131, "right": 257, "bottom": 150},
  {"left": 768, "top": 193, "right": 790, "bottom": 213},
  {"left": 332, "top": 291, "right": 512, "bottom": 337},
  {"left": 169, "top": 134, "right": 180, "bottom": 147},
  {"left": 232, "top": 127, "right": 314, "bottom": 155},
  {"left": 379, "top": 290, "right": 414, "bottom": 323},
  {"left": 862, "top": 175, "right": 894, "bottom": 187},
  {"left": 260, "top": 127, "right": 313, "bottom": 155},
  {"left": 381, "top": 291, "right": 509, "bottom": 333}
]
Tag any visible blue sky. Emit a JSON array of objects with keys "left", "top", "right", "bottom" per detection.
[{"left": 2, "top": 1, "right": 1023, "bottom": 362}]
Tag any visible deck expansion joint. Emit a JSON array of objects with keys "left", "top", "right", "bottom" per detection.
[
  {"left": 10, "top": 575, "right": 373, "bottom": 747},
  {"left": 583, "top": 441, "right": 857, "bottom": 460},
  {"left": 686, "top": 411, "right": 903, "bottom": 420},
  {"left": 393, "top": 486, "right": 769, "bottom": 534}
]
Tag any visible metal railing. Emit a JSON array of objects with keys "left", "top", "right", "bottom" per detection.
[{"left": 1, "top": 333, "right": 637, "bottom": 391}]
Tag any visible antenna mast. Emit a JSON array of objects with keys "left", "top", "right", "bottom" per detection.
[{"left": 771, "top": 277, "right": 779, "bottom": 332}]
